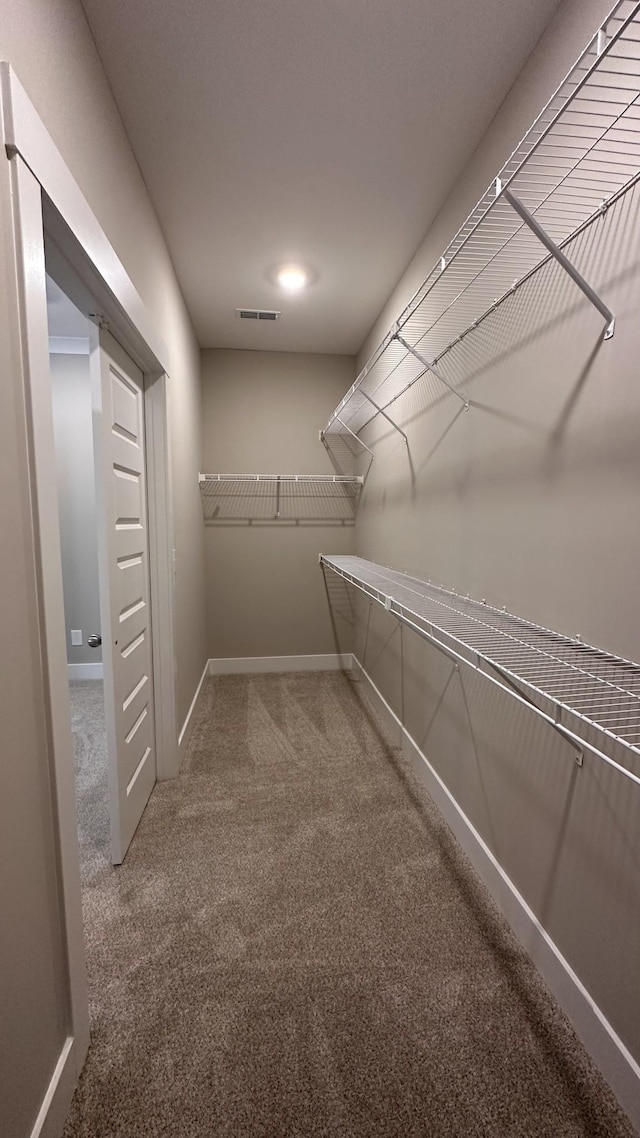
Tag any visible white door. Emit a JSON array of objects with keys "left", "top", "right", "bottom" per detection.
[{"left": 91, "top": 328, "right": 156, "bottom": 864}]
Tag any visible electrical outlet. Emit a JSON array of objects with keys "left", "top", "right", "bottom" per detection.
[{"left": 71, "top": 629, "right": 83, "bottom": 646}]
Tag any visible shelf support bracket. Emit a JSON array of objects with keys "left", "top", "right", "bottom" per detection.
[
  {"left": 502, "top": 188, "right": 615, "bottom": 339},
  {"left": 395, "top": 333, "right": 469, "bottom": 409},
  {"left": 483, "top": 658, "right": 583, "bottom": 766},
  {"left": 335, "top": 415, "right": 375, "bottom": 459},
  {"left": 361, "top": 391, "right": 408, "bottom": 442}
]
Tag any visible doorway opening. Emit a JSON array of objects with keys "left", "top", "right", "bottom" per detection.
[
  {"left": 4, "top": 73, "right": 181, "bottom": 1115},
  {"left": 46, "top": 264, "right": 160, "bottom": 868},
  {"left": 47, "top": 275, "right": 110, "bottom": 874}
]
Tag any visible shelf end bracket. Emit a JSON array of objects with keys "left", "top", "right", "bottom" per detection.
[
  {"left": 335, "top": 415, "right": 375, "bottom": 460},
  {"left": 360, "top": 391, "right": 409, "bottom": 442},
  {"left": 395, "top": 333, "right": 469, "bottom": 410},
  {"left": 503, "top": 188, "right": 615, "bottom": 340},
  {"left": 484, "top": 657, "right": 584, "bottom": 767}
]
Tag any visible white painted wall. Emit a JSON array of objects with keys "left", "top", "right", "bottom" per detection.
[{"left": 50, "top": 351, "right": 102, "bottom": 667}]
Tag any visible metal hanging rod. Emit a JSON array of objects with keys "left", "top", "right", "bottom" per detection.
[
  {"left": 321, "top": 554, "right": 640, "bottom": 788},
  {"left": 323, "top": 0, "right": 640, "bottom": 443}
]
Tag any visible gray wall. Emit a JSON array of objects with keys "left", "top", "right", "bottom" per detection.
[
  {"left": 0, "top": 0, "right": 207, "bottom": 1132},
  {"left": 0, "top": 0, "right": 207, "bottom": 734},
  {"left": 50, "top": 351, "right": 102, "bottom": 665},
  {"left": 0, "top": 167, "right": 69, "bottom": 1138},
  {"left": 350, "top": 0, "right": 640, "bottom": 1079},
  {"left": 202, "top": 349, "right": 356, "bottom": 659}
]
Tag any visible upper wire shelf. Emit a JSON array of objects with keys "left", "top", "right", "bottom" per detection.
[
  {"left": 323, "top": 0, "right": 640, "bottom": 443},
  {"left": 321, "top": 555, "right": 640, "bottom": 787},
  {"left": 199, "top": 474, "right": 363, "bottom": 523}
]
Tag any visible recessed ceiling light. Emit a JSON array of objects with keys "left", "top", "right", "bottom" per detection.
[{"left": 274, "top": 264, "right": 309, "bottom": 292}]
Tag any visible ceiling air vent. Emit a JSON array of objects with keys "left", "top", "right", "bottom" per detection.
[{"left": 235, "top": 308, "right": 281, "bottom": 321}]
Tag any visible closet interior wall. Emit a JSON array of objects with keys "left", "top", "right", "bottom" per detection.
[
  {"left": 202, "top": 349, "right": 356, "bottom": 661},
  {"left": 349, "top": 0, "right": 640, "bottom": 1070}
]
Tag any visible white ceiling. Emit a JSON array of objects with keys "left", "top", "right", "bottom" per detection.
[{"left": 80, "top": 0, "right": 562, "bottom": 354}]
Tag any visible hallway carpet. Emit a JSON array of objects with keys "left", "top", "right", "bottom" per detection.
[
  {"left": 63, "top": 671, "right": 636, "bottom": 1137},
  {"left": 69, "top": 680, "right": 109, "bottom": 879}
]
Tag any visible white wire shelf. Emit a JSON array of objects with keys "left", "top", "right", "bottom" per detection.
[
  {"left": 199, "top": 474, "right": 363, "bottom": 522},
  {"left": 323, "top": 0, "right": 640, "bottom": 443},
  {"left": 321, "top": 554, "right": 640, "bottom": 787}
]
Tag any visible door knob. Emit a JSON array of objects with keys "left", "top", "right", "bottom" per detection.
[{"left": 87, "top": 634, "right": 102, "bottom": 648}]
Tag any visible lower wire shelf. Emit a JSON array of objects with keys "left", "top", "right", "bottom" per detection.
[{"left": 320, "top": 555, "right": 640, "bottom": 787}]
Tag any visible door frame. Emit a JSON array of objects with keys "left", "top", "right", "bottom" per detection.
[{"left": 1, "top": 63, "right": 179, "bottom": 1132}]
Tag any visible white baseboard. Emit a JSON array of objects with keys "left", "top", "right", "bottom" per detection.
[
  {"left": 30, "top": 1035, "right": 80, "bottom": 1138},
  {"left": 352, "top": 656, "right": 640, "bottom": 1132},
  {"left": 208, "top": 653, "right": 354, "bottom": 676},
  {"left": 67, "top": 662, "right": 103, "bottom": 681},
  {"left": 178, "top": 658, "right": 210, "bottom": 750}
]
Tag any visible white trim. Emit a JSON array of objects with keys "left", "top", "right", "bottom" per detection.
[
  {"left": 2, "top": 65, "right": 179, "bottom": 789},
  {"left": 0, "top": 62, "right": 181, "bottom": 1132},
  {"left": 67, "top": 662, "right": 103, "bottom": 680},
  {"left": 48, "top": 335, "right": 89, "bottom": 355},
  {"left": 145, "top": 372, "right": 179, "bottom": 780},
  {"left": 208, "top": 653, "right": 354, "bottom": 675},
  {"left": 29, "top": 1037, "right": 78, "bottom": 1138},
  {"left": 178, "top": 658, "right": 210, "bottom": 750},
  {"left": 9, "top": 154, "right": 90, "bottom": 1069},
  {"left": 1, "top": 65, "right": 170, "bottom": 374},
  {"left": 352, "top": 656, "right": 640, "bottom": 1132}
]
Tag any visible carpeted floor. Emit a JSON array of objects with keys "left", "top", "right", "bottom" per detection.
[
  {"left": 69, "top": 680, "right": 110, "bottom": 880},
  {"left": 64, "top": 671, "right": 636, "bottom": 1137}
]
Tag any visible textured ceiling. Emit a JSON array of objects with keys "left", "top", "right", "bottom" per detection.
[{"left": 80, "top": 0, "right": 563, "bottom": 353}]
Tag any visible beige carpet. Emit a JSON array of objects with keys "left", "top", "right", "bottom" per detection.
[
  {"left": 69, "top": 680, "right": 109, "bottom": 881},
  {"left": 64, "top": 671, "right": 636, "bottom": 1137}
]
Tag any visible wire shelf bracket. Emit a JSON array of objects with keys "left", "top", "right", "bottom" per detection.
[
  {"left": 361, "top": 389, "right": 409, "bottom": 442},
  {"left": 394, "top": 331, "right": 470, "bottom": 410},
  {"left": 501, "top": 186, "right": 615, "bottom": 339},
  {"left": 321, "top": 554, "right": 640, "bottom": 788}
]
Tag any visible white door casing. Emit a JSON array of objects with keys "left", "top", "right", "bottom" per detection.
[
  {"left": 2, "top": 66, "right": 179, "bottom": 1132},
  {"left": 91, "top": 328, "right": 157, "bottom": 864}
]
